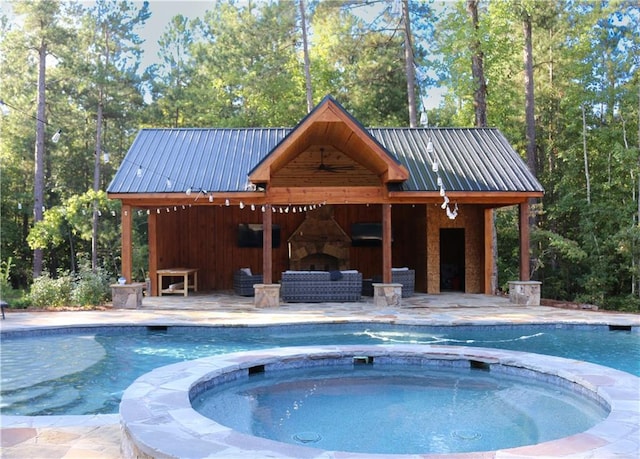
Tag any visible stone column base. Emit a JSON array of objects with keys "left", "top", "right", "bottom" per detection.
[
  {"left": 111, "top": 283, "right": 145, "bottom": 309},
  {"left": 508, "top": 281, "right": 542, "bottom": 306},
  {"left": 373, "top": 283, "right": 402, "bottom": 307},
  {"left": 254, "top": 284, "right": 280, "bottom": 308}
]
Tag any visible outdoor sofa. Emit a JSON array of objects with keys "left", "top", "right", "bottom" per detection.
[
  {"left": 233, "top": 268, "right": 263, "bottom": 296},
  {"left": 280, "top": 270, "right": 363, "bottom": 302}
]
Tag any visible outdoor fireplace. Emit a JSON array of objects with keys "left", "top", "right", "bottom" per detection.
[{"left": 288, "top": 205, "right": 350, "bottom": 271}]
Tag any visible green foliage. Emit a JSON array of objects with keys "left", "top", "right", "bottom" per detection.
[
  {"left": 27, "top": 264, "right": 111, "bottom": 308},
  {"left": 29, "top": 272, "right": 73, "bottom": 308},
  {"left": 2, "top": 0, "right": 640, "bottom": 311},
  {"left": 71, "top": 263, "right": 111, "bottom": 306}
]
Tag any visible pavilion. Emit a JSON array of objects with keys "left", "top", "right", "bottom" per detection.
[{"left": 107, "top": 95, "right": 543, "bottom": 297}]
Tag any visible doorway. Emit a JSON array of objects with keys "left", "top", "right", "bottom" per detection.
[{"left": 440, "top": 228, "right": 465, "bottom": 291}]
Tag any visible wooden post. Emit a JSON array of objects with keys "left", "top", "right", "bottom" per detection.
[
  {"left": 121, "top": 204, "right": 133, "bottom": 283},
  {"left": 382, "top": 203, "right": 392, "bottom": 283},
  {"left": 519, "top": 202, "right": 530, "bottom": 281},
  {"left": 262, "top": 204, "right": 273, "bottom": 284},
  {"left": 484, "top": 208, "right": 494, "bottom": 294},
  {"left": 148, "top": 211, "right": 158, "bottom": 295}
]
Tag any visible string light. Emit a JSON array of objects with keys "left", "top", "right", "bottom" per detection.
[
  {"left": 0, "top": 99, "right": 63, "bottom": 143},
  {"left": 428, "top": 137, "right": 458, "bottom": 220}
]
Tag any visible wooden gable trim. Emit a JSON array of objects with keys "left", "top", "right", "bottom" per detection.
[{"left": 248, "top": 96, "right": 409, "bottom": 185}]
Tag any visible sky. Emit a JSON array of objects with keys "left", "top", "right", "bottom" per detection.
[
  {"left": 136, "top": 0, "right": 445, "bottom": 110},
  {"left": 135, "top": 1, "right": 210, "bottom": 69}
]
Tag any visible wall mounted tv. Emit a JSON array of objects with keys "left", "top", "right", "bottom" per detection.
[
  {"left": 351, "top": 222, "right": 390, "bottom": 246},
  {"left": 237, "top": 223, "right": 281, "bottom": 248}
]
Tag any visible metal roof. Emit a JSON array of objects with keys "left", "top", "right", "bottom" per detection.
[{"left": 107, "top": 127, "right": 543, "bottom": 194}]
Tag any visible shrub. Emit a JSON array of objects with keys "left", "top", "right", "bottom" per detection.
[
  {"left": 72, "top": 265, "right": 111, "bottom": 306},
  {"left": 29, "top": 272, "right": 73, "bottom": 307}
]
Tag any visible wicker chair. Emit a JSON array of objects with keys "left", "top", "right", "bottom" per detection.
[
  {"left": 233, "top": 269, "right": 263, "bottom": 296},
  {"left": 373, "top": 268, "right": 415, "bottom": 297}
]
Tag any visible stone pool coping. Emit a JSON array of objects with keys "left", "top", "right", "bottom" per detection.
[{"left": 120, "top": 344, "right": 640, "bottom": 459}]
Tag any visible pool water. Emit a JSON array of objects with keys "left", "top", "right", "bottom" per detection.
[
  {"left": 1, "top": 324, "right": 638, "bottom": 416},
  {"left": 192, "top": 364, "right": 609, "bottom": 454}
]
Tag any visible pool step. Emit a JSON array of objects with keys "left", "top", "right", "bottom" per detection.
[{"left": 1, "top": 385, "right": 82, "bottom": 416}]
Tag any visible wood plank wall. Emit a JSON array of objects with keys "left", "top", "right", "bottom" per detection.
[{"left": 151, "top": 203, "right": 483, "bottom": 293}]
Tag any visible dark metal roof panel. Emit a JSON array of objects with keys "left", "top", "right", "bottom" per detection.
[
  {"left": 107, "top": 128, "right": 290, "bottom": 193},
  {"left": 108, "top": 127, "right": 543, "bottom": 194},
  {"left": 368, "top": 128, "right": 543, "bottom": 192}
]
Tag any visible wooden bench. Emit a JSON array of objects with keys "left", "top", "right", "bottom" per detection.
[{"left": 157, "top": 268, "right": 198, "bottom": 296}]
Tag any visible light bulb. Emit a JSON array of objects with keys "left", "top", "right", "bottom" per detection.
[
  {"left": 251, "top": 204, "right": 255, "bottom": 211},
  {"left": 426, "top": 140, "right": 434, "bottom": 154},
  {"left": 103, "top": 151, "right": 109, "bottom": 163},
  {"left": 239, "top": 202, "right": 245, "bottom": 209},
  {"left": 432, "top": 161, "right": 439, "bottom": 173},
  {"left": 186, "top": 188, "right": 192, "bottom": 196},
  {"left": 225, "top": 199, "right": 230, "bottom": 206},
  {"left": 136, "top": 167, "right": 142, "bottom": 178},
  {"left": 51, "top": 129, "right": 61, "bottom": 143},
  {"left": 166, "top": 178, "right": 172, "bottom": 189},
  {"left": 208, "top": 194, "right": 214, "bottom": 202}
]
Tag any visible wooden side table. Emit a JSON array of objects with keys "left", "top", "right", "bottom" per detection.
[{"left": 157, "top": 268, "right": 198, "bottom": 296}]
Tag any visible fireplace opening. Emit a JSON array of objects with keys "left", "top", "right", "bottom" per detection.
[{"left": 301, "top": 253, "right": 339, "bottom": 271}]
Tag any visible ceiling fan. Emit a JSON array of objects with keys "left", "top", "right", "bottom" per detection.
[{"left": 315, "top": 148, "right": 355, "bottom": 173}]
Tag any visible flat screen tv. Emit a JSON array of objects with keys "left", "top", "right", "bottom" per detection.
[
  {"left": 351, "top": 222, "right": 389, "bottom": 246},
  {"left": 237, "top": 223, "right": 281, "bottom": 248}
]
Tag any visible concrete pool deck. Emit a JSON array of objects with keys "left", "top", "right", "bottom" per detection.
[{"left": 1, "top": 292, "right": 639, "bottom": 458}]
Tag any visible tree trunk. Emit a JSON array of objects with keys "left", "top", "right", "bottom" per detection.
[
  {"left": 581, "top": 104, "right": 591, "bottom": 205},
  {"left": 466, "top": 0, "right": 487, "bottom": 128},
  {"left": 33, "top": 40, "right": 47, "bottom": 278},
  {"left": 523, "top": 14, "right": 536, "bottom": 176},
  {"left": 92, "top": 96, "right": 103, "bottom": 273},
  {"left": 465, "top": 0, "right": 495, "bottom": 293},
  {"left": 402, "top": 0, "right": 417, "bottom": 127},
  {"left": 299, "top": 0, "right": 313, "bottom": 113}
]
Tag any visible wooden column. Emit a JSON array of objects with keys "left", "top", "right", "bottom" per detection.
[
  {"left": 262, "top": 204, "right": 273, "bottom": 284},
  {"left": 382, "top": 203, "right": 392, "bottom": 283},
  {"left": 121, "top": 204, "right": 133, "bottom": 283},
  {"left": 484, "top": 208, "right": 494, "bottom": 294},
  {"left": 148, "top": 211, "right": 158, "bottom": 295},
  {"left": 519, "top": 202, "right": 530, "bottom": 281}
]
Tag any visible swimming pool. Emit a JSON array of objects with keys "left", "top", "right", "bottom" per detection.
[
  {"left": 193, "top": 362, "right": 608, "bottom": 454},
  {"left": 1, "top": 323, "right": 639, "bottom": 416}
]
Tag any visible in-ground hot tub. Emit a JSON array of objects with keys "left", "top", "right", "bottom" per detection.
[{"left": 120, "top": 345, "right": 640, "bottom": 458}]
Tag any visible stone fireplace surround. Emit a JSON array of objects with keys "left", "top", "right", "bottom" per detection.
[{"left": 288, "top": 205, "right": 350, "bottom": 271}]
